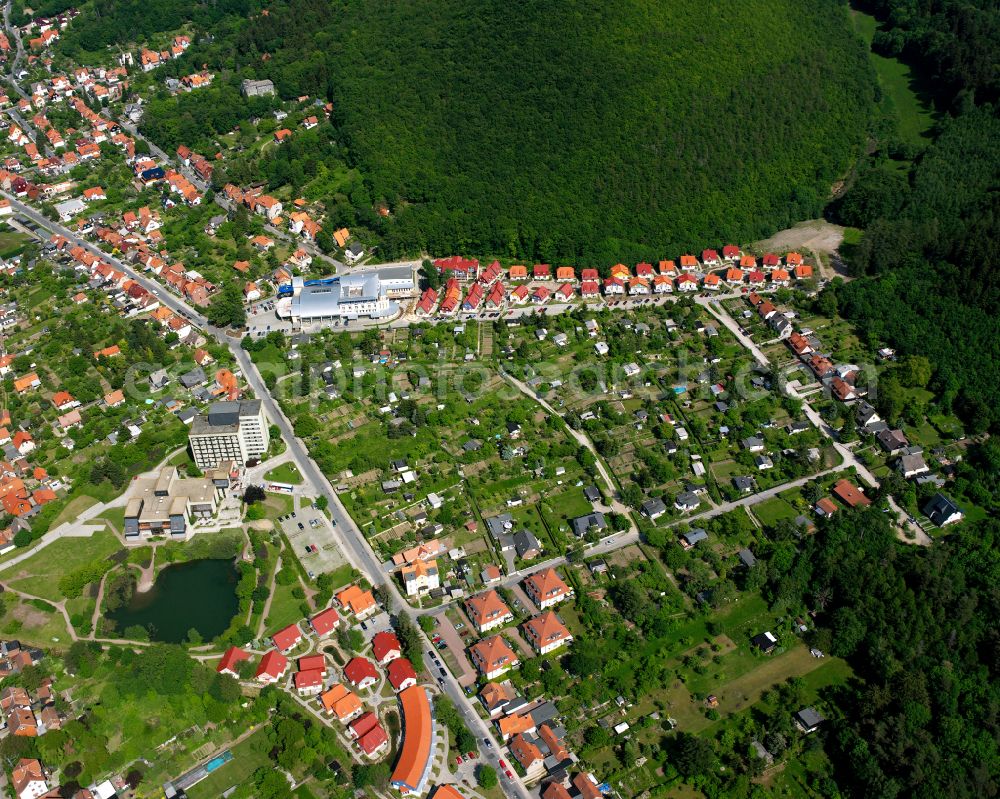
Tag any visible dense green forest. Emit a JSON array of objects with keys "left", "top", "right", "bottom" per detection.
[
  {"left": 830, "top": 1, "right": 1000, "bottom": 430},
  {"left": 766, "top": 507, "right": 1000, "bottom": 799},
  {"left": 133, "top": 0, "right": 875, "bottom": 265},
  {"left": 318, "top": 0, "right": 875, "bottom": 264},
  {"left": 42, "top": 0, "right": 250, "bottom": 53}
]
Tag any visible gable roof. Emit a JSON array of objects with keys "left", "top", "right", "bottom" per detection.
[
  {"left": 372, "top": 631, "right": 402, "bottom": 662},
  {"left": 832, "top": 479, "right": 871, "bottom": 508}
]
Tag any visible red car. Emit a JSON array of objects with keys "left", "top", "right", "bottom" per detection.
[
  {"left": 505, "top": 770, "right": 514, "bottom": 779},
  {"left": 499, "top": 759, "right": 507, "bottom": 769},
  {"left": 455, "top": 755, "right": 463, "bottom": 765},
  {"left": 466, "top": 751, "right": 476, "bottom": 759}
]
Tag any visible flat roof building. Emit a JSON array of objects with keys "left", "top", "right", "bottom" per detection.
[
  {"left": 241, "top": 78, "right": 275, "bottom": 97},
  {"left": 124, "top": 465, "right": 233, "bottom": 539},
  {"left": 276, "top": 268, "right": 415, "bottom": 325},
  {"left": 188, "top": 400, "right": 269, "bottom": 469}
]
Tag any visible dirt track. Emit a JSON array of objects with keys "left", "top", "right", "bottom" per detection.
[{"left": 754, "top": 219, "right": 848, "bottom": 280}]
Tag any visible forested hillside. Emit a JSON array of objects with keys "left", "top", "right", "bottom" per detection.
[
  {"left": 318, "top": 0, "right": 874, "bottom": 263},
  {"left": 127, "top": 0, "right": 875, "bottom": 265},
  {"left": 830, "top": 1, "right": 1000, "bottom": 430}
]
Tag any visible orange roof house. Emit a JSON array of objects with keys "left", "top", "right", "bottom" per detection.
[
  {"left": 510, "top": 733, "right": 544, "bottom": 771},
  {"left": 815, "top": 497, "right": 838, "bottom": 516},
  {"left": 320, "top": 683, "right": 363, "bottom": 721},
  {"left": 336, "top": 584, "right": 377, "bottom": 617},
  {"left": 470, "top": 635, "right": 519, "bottom": 679},
  {"left": 465, "top": 589, "right": 513, "bottom": 632},
  {"left": 523, "top": 568, "right": 573, "bottom": 609},
  {"left": 832, "top": 479, "right": 871, "bottom": 508},
  {"left": 679, "top": 254, "right": 698, "bottom": 269},
  {"left": 390, "top": 686, "right": 433, "bottom": 794},
  {"left": 523, "top": 611, "right": 573, "bottom": 654},
  {"left": 498, "top": 713, "right": 535, "bottom": 740},
  {"left": 214, "top": 369, "right": 240, "bottom": 401},
  {"left": 51, "top": 390, "right": 76, "bottom": 409},
  {"left": 13, "top": 373, "right": 40, "bottom": 393}
]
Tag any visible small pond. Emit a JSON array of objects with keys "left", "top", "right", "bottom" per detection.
[{"left": 106, "top": 558, "right": 240, "bottom": 643}]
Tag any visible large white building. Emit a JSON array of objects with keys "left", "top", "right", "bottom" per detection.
[
  {"left": 189, "top": 400, "right": 270, "bottom": 468},
  {"left": 275, "top": 267, "right": 415, "bottom": 325}
]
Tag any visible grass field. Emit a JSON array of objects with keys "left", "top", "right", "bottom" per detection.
[
  {"left": 48, "top": 494, "right": 100, "bottom": 529},
  {"left": 0, "top": 227, "right": 32, "bottom": 258},
  {"left": 186, "top": 729, "right": 271, "bottom": 799},
  {"left": 852, "top": 10, "right": 937, "bottom": 148},
  {"left": 752, "top": 496, "right": 800, "bottom": 526},
  {"left": 5, "top": 530, "right": 122, "bottom": 601},
  {"left": 98, "top": 507, "right": 127, "bottom": 533},
  {"left": 264, "top": 575, "right": 306, "bottom": 636},
  {"left": 264, "top": 462, "right": 304, "bottom": 485}
]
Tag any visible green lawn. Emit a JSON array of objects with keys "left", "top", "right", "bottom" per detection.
[
  {"left": 48, "top": 494, "right": 100, "bottom": 530},
  {"left": 98, "top": 507, "right": 127, "bottom": 534},
  {"left": 0, "top": 227, "right": 32, "bottom": 258},
  {"left": 4, "top": 529, "right": 123, "bottom": 601},
  {"left": 3, "top": 597, "right": 72, "bottom": 645},
  {"left": 264, "top": 462, "right": 304, "bottom": 485},
  {"left": 185, "top": 729, "right": 272, "bottom": 799},
  {"left": 752, "top": 496, "right": 799, "bottom": 526},
  {"left": 852, "top": 10, "right": 937, "bottom": 148},
  {"left": 264, "top": 577, "right": 306, "bottom": 636},
  {"left": 262, "top": 493, "right": 295, "bottom": 521}
]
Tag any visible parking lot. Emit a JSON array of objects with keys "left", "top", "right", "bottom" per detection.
[{"left": 277, "top": 502, "right": 350, "bottom": 578}]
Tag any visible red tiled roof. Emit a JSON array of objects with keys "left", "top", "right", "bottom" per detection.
[
  {"left": 310, "top": 607, "right": 340, "bottom": 636},
  {"left": 271, "top": 623, "right": 301, "bottom": 652},
  {"left": 387, "top": 658, "right": 417, "bottom": 689},
  {"left": 298, "top": 654, "right": 326, "bottom": 672},
  {"left": 372, "top": 631, "right": 402, "bottom": 663},
  {"left": 832, "top": 479, "right": 871, "bottom": 508},
  {"left": 255, "top": 650, "right": 288, "bottom": 680},
  {"left": 294, "top": 669, "right": 325, "bottom": 690},
  {"left": 344, "top": 657, "right": 378, "bottom": 686}
]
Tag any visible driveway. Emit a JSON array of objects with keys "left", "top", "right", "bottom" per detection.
[
  {"left": 509, "top": 584, "right": 538, "bottom": 616},
  {"left": 429, "top": 613, "right": 477, "bottom": 687}
]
